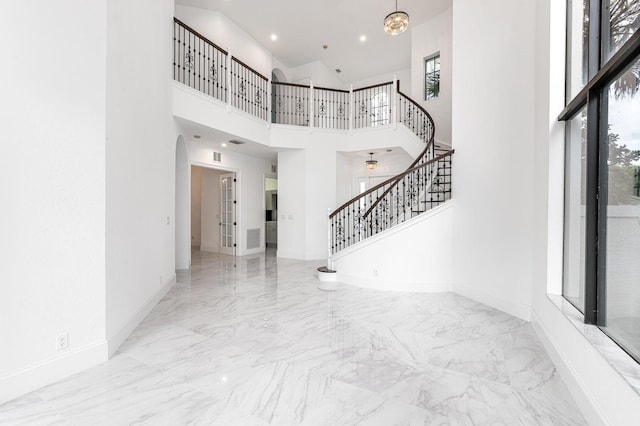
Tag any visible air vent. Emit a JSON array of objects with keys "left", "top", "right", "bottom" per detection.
[
  {"left": 335, "top": 68, "right": 342, "bottom": 74},
  {"left": 229, "top": 140, "right": 245, "bottom": 145},
  {"left": 271, "top": 164, "right": 277, "bottom": 174},
  {"left": 247, "top": 228, "right": 260, "bottom": 249},
  {"left": 213, "top": 152, "right": 222, "bottom": 162}
]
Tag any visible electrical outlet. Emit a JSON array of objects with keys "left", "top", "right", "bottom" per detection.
[{"left": 56, "top": 333, "right": 69, "bottom": 351}]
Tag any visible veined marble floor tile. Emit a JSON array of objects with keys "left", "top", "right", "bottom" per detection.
[
  {"left": 0, "top": 393, "right": 68, "bottom": 425},
  {"left": 0, "top": 249, "right": 586, "bottom": 425},
  {"left": 35, "top": 355, "right": 226, "bottom": 425}
]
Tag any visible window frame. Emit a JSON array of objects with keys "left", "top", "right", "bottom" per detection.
[
  {"left": 560, "top": 0, "right": 640, "bottom": 363},
  {"left": 423, "top": 52, "right": 441, "bottom": 101}
]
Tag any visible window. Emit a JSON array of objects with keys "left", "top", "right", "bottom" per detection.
[
  {"left": 424, "top": 53, "right": 440, "bottom": 100},
  {"left": 371, "top": 91, "right": 389, "bottom": 126},
  {"left": 561, "top": 0, "right": 640, "bottom": 362}
]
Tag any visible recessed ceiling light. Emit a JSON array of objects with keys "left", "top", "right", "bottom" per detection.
[
  {"left": 270, "top": 34, "right": 277, "bottom": 41},
  {"left": 359, "top": 35, "right": 366, "bottom": 42},
  {"left": 221, "top": 143, "right": 227, "bottom": 147}
]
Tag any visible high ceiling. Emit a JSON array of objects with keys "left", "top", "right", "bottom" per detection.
[{"left": 175, "top": 0, "right": 451, "bottom": 84}]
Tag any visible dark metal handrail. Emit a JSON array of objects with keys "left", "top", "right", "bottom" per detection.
[
  {"left": 354, "top": 81, "right": 394, "bottom": 92},
  {"left": 329, "top": 150, "right": 454, "bottom": 254},
  {"left": 330, "top": 149, "right": 452, "bottom": 219},
  {"left": 173, "top": 17, "right": 227, "bottom": 54}
]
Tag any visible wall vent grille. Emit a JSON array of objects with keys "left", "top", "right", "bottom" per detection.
[
  {"left": 213, "top": 152, "right": 222, "bottom": 162},
  {"left": 247, "top": 228, "right": 260, "bottom": 249}
]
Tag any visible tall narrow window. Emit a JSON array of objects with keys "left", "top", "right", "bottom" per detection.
[
  {"left": 602, "top": 56, "right": 640, "bottom": 361},
  {"left": 424, "top": 53, "right": 440, "bottom": 100},
  {"left": 563, "top": 107, "right": 588, "bottom": 312},
  {"left": 561, "top": 0, "right": 640, "bottom": 363}
]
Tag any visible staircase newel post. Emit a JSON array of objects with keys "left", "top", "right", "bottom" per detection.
[
  {"left": 327, "top": 207, "right": 333, "bottom": 270},
  {"left": 349, "top": 84, "right": 354, "bottom": 133},
  {"left": 309, "top": 80, "right": 314, "bottom": 130},
  {"left": 267, "top": 77, "right": 272, "bottom": 128},
  {"left": 392, "top": 75, "right": 397, "bottom": 129},
  {"left": 226, "top": 47, "right": 232, "bottom": 109}
]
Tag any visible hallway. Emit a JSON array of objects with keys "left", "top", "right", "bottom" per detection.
[{"left": 1, "top": 250, "right": 584, "bottom": 424}]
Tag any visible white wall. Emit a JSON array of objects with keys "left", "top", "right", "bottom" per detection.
[
  {"left": 175, "top": 137, "right": 190, "bottom": 270},
  {"left": 277, "top": 150, "right": 307, "bottom": 259},
  {"left": 353, "top": 150, "right": 413, "bottom": 195},
  {"left": 186, "top": 142, "right": 272, "bottom": 256},
  {"left": 349, "top": 68, "right": 411, "bottom": 94},
  {"left": 175, "top": 5, "right": 272, "bottom": 78},
  {"left": 451, "top": 0, "right": 535, "bottom": 321},
  {"left": 333, "top": 202, "right": 453, "bottom": 291},
  {"left": 411, "top": 7, "right": 453, "bottom": 145},
  {"left": 336, "top": 152, "right": 353, "bottom": 206},
  {"left": 0, "top": 1, "right": 108, "bottom": 404},
  {"left": 191, "top": 166, "right": 202, "bottom": 247},
  {"left": 200, "top": 167, "right": 222, "bottom": 253},
  {"left": 286, "top": 61, "right": 343, "bottom": 87},
  {"left": 105, "top": 0, "right": 177, "bottom": 355}
]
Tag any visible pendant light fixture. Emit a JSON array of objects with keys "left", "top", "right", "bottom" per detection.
[
  {"left": 366, "top": 152, "right": 378, "bottom": 170},
  {"left": 384, "top": 0, "right": 409, "bottom": 35}
]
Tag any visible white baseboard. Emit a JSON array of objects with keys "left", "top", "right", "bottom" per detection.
[
  {"left": 107, "top": 274, "right": 176, "bottom": 357},
  {"left": 530, "top": 309, "right": 605, "bottom": 426},
  {"left": 0, "top": 340, "right": 108, "bottom": 405},
  {"left": 453, "top": 284, "right": 531, "bottom": 321},
  {"left": 337, "top": 273, "right": 451, "bottom": 293}
]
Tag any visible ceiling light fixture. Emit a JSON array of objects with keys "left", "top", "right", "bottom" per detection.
[
  {"left": 270, "top": 34, "right": 277, "bottom": 41},
  {"left": 366, "top": 152, "right": 378, "bottom": 170},
  {"left": 359, "top": 35, "right": 366, "bottom": 42},
  {"left": 384, "top": 0, "right": 409, "bottom": 35}
]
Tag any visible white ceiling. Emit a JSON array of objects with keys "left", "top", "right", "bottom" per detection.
[
  {"left": 174, "top": 0, "right": 451, "bottom": 83},
  {"left": 176, "top": 117, "right": 281, "bottom": 161}
]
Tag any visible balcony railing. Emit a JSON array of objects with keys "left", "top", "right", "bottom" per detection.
[
  {"left": 173, "top": 18, "right": 228, "bottom": 103},
  {"left": 173, "top": 18, "right": 434, "bottom": 141},
  {"left": 172, "top": 17, "right": 453, "bottom": 255}
]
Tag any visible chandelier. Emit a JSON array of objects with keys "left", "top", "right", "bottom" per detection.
[
  {"left": 366, "top": 153, "right": 378, "bottom": 170},
  {"left": 384, "top": 0, "right": 409, "bottom": 35}
]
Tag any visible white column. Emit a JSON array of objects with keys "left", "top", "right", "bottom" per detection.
[
  {"left": 392, "top": 75, "right": 398, "bottom": 129},
  {"left": 327, "top": 207, "right": 333, "bottom": 269},
  {"left": 309, "top": 80, "right": 314, "bottom": 130},
  {"left": 349, "top": 84, "right": 354, "bottom": 132},
  {"left": 267, "top": 78, "right": 272, "bottom": 127},
  {"left": 226, "top": 48, "right": 232, "bottom": 108}
]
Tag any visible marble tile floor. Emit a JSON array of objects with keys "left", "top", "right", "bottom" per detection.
[{"left": 0, "top": 249, "right": 586, "bottom": 425}]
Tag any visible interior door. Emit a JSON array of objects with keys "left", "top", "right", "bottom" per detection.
[{"left": 219, "top": 173, "right": 236, "bottom": 255}]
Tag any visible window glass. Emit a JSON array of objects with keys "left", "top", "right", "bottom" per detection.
[
  {"left": 424, "top": 54, "right": 440, "bottom": 100},
  {"left": 563, "top": 107, "right": 588, "bottom": 312},
  {"left": 605, "top": 0, "right": 640, "bottom": 61},
  {"left": 603, "top": 56, "right": 640, "bottom": 361},
  {"left": 567, "top": 0, "right": 589, "bottom": 99}
]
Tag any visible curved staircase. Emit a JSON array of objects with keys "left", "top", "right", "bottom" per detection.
[{"left": 327, "top": 84, "right": 454, "bottom": 257}]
